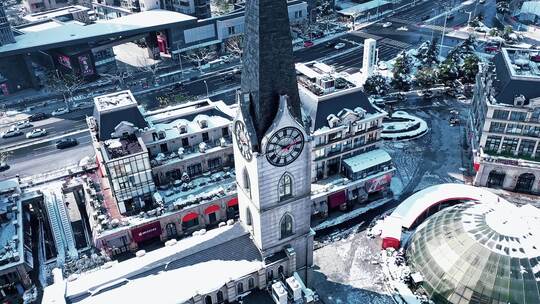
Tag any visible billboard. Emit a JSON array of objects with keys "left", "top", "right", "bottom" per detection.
[
  {"left": 58, "top": 54, "right": 72, "bottom": 70},
  {"left": 78, "top": 54, "right": 95, "bottom": 77}
]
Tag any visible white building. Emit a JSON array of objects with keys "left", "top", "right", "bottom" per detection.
[
  {"left": 361, "top": 38, "right": 377, "bottom": 84},
  {"left": 470, "top": 48, "right": 540, "bottom": 194}
]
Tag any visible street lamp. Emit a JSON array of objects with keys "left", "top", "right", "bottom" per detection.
[
  {"left": 203, "top": 80, "right": 209, "bottom": 98},
  {"left": 440, "top": 10, "right": 449, "bottom": 56}
]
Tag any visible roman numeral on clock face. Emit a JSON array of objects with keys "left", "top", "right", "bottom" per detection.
[{"left": 265, "top": 127, "right": 304, "bottom": 167}]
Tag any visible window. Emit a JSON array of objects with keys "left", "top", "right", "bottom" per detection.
[
  {"left": 222, "top": 127, "right": 229, "bottom": 137},
  {"left": 187, "top": 163, "right": 202, "bottom": 177},
  {"left": 519, "top": 139, "right": 536, "bottom": 157},
  {"left": 314, "top": 148, "right": 325, "bottom": 160},
  {"left": 505, "top": 123, "right": 523, "bottom": 135},
  {"left": 267, "top": 270, "right": 274, "bottom": 281},
  {"left": 485, "top": 136, "right": 502, "bottom": 152},
  {"left": 279, "top": 173, "right": 293, "bottom": 201},
  {"left": 202, "top": 132, "right": 209, "bottom": 142},
  {"left": 248, "top": 277, "right": 255, "bottom": 289},
  {"left": 489, "top": 122, "right": 506, "bottom": 133},
  {"left": 208, "top": 157, "right": 222, "bottom": 171},
  {"left": 523, "top": 125, "right": 540, "bottom": 137},
  {"left": 227, "top": 26, "right": 235, "bottom": 35},
  {"left": 509, "top": 111, "right": 527, "bottom": 122},
  {"left": 354, "top": 136, "right": 365, "bottom": 147},
  {"left": 245, "top": 207, "right": 252, "bottom": 226},
  {"left": 242, "top": 167, "right": 251, "bottom": 196},
  {"left": 237, "top": 282, "right": 244, "bottom": 294},
  {"left": 217, "top": 291, "right": 224, "bottom": 303},
  {"left": 183, "top": 217, "right": 199, "bottom": 229},
  {"left": 294, "top": 10, "right": 303, "bottom": 18},
  {"left": 280, "top": 214, "right": 294, "bottom": 239},
  {"left": 492, "top": 109, "right": 509, "bottom": 120},
  {"left": 328, "top": 132, "right": 342, "bottom": 142},
  {"left": 160, "top": 143, "right": 168, "bottom": 153},
  {"left": 205, "top": 295, "right": 212, "bottom": 304},
  {"left": 501, "top": 137, "right": 519, "bottom": 154},
  {"left": 181, "top": 137, "right": 189, "bottom": 147}
]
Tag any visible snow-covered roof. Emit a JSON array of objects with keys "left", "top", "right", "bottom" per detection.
[
  {"left": 0, "top": 10, "right": 196, "bottom": 56},
  {"left": 0, "top": 179, "right": 24, "bottom": 272},
  {"left": 342, "top": 149, "right": 391, "bottom": 173},
  {"left": 51, "top": 222, "right": 262, "bottom": 303},
  {"left": 338, "top": 0, "right": 391, "bottom": 16},
  {"left": 391, "top": 183, "right": 502, "bottom": 229},
  {"left": 520, "top": 1, "right": 540, "bottom": 17}
]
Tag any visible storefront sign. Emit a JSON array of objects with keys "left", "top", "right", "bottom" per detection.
[
  {"left": 78, "top": 55, "right": 95, "bottom": 76},
  {"left": 131, "top": 221, "right": 162, "bottom": 243},
  {"left": 365, "top": 173, "right": 392, "bottom": 193}
]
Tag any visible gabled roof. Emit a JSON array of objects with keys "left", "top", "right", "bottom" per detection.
[{"left": 310, "top": 89, "right": 380, "bottom": 131}]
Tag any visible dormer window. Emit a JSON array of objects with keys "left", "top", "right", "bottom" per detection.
[
  {"left": 198, "top": 119, "right": 208, "bottom": 129},
  {"left": 158, "top": 131, "right": 166, "bottom": 140},
  {"left": 178, "top": 124, "right": 187, "bottom": 134}
]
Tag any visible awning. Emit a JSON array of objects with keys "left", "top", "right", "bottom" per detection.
[
  {"left": 204, "top": 204, "right": 220, "bottom": 214},
  {"left": 131, "top": 221, "right": 162, "bottom": 243},
  {"left": 227, "top": 197, "right": 238, "bottom": 207},
  {"left": 328, "top": 191, "right": 346, "bottom": 209},
  {"left": 182, "top": 212, "right": 199, "bottom": 222}
]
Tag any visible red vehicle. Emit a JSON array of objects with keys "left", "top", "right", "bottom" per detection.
[
  {"left": 530, "top": 54, "right": 540, "bottom": 62},
  {"left": 485, "top": 45, "right": 500, "bottom": 53},
  {"left": 303, "top": 40, "right": 314, "bottom": 47}
]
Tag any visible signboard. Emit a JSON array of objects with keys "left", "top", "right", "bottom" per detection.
[
  {"left": 131, "top": 221, "right": 162, "bottom": 243},
  {"left": 78, "top": 55, "right": 95, "bottom": 76},
  {"left": 58, "top": 55, "right": 72, "bottom": 69},
  {"left": 365, "top": 173, "right": 392, "bottom": 193}
]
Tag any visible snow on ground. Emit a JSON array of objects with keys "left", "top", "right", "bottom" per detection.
[
  {"left": 313, "top": 229, "right": 394, "bottom": 304},
  {"left": 113, "top": 43, "right": 161, "bottom": 69},
  {"left": 381, "top": 111, "right": 429, "bottom": 141}
]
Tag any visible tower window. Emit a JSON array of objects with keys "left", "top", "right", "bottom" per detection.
[
  {"left": 243, "top": 167, "right": 251, "bottom": 198},
  {"left": 237, "top": 282, "right": 244, "bottom": 294},
  {"left": 280, "top": 214, "right": 294, "bottom": 239},
  {"left": 246, "top": 207, "right": 252, "bottom": 226},
  {"left": 279, "top": 173, "right": 293, "bottom": 201}
]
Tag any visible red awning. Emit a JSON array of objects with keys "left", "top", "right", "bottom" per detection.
[
  {"left": 328, "top": 191, "right": 347, "bottom": 209},
  {"left": 227, "top": 197, "right": 238, "bottom": 207},
  {"left": 182, "top": 212, "right": 199, "bottom": 222},
  {"left": 204, "top": 204, "right": 220, "bottom": 214}
]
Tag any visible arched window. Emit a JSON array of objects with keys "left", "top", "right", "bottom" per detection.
[
  {"left": 217, "top": 291, "right": 224, "bottom": 303},
  {"left": 280, "top": 214, "right": 294, "bottom": 239},
  {"left": 243, "top": 167, "right": 251, "bottom": 198},
  {"left": 246, "top": 207, "right": 252, "bottom": 226},
  {"left": 237, "top": 282, "right": 244, "bottom": 294},
  {"left": 278, "top": 265, "right": 284, "bottom": 277},
  {"left": 267, "top": 269, "right": 274, "bottom": 281},
  {"left": 248, "top": 277, "right": 255, "bottom": 289},
  {"left": 205, "top": 295, "right": 212, "bottom": 304},
  {"left": 278, "top": 173, "right": 293, "bottom": 201}
]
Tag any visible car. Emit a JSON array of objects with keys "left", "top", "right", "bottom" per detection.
[
  {"left": 382, "top": 22, "right": 392, "bottom": 28},
  {"left": 397, "top": 26, "right": 408, "bottom": 31},
  {"left": 531, "top": 54, "right": 540, "bottom": 62},
  {"left": 484, "top": 45, "right": 500, "bottom": 53},
  {"left": 0, "top": 162, "right": 9, "bottom": 172},
  {"left": 421, "top": 15, "right": 430, "bottom": 21},
  {"left": 456, "top": 94, "right": 469, "bottom": 102},
  {"left": 14, "top": 120, "right": 32, "bottom": 129},
  {"left": 51, "top": 107, "right": 69, "bottom": 116},
  {"left": 1, "top": 128, "right": 23, "bottom": 138},
  {"left": 475, "top": 26, "right": 488, "bottom": 33},
  {"left": 446, "top": 14, "right": 455, "bottom": 21},
  {"left": 479, "top": 0, "right": 485, "bottom": 3},
  {"left": 334, "top": 42, "right": 346, "bottom": 50},
  {"left": 325, "top": 41, "right": 337, "bottom": 48},
  {"left": 28, "top": 112, "right": 48, "bottom": 122},
  {"left": 378, "top": 62, "right": 388, "bottom": 70},
  {"left": 56, "top": 138, "right": 78, "bottom": 149},
  {"left": 303, "top": 40, "right": 314, "bottom": 47},
  {"left": 26, "top": 128, "right": 47, "bottom": 139}
]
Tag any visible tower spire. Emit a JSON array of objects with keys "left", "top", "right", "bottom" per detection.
[{"left": 240, "top": 0, "right": 301, "bottom": 146}]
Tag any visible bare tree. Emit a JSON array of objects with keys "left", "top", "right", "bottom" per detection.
[
  {"left": 182, "top": 47, "right": 215, "bottom": 70},
  {"left": 0, "top": 150, "right": 12, "bottom": 165},
  {"left": 44, "top": 71, "right": 85, "bottom": 110},
  {"left": 136, "top": 56, "right": 162, "bottom": 86},
  {"left": 225, "top": 35, "right": 244, "bottom": 57},
  {"left": 100, "top": 71, "right": 133, "bottom": 89}
]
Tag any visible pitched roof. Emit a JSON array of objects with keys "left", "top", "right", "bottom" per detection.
[
  {"left": 97, "top": 106, "right": 148, "bottom": 141},
  {"left": 310, "top": 89, "right": 380, "bottom": 130}
]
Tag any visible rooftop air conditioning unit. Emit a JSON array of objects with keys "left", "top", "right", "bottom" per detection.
[
  {"left": 286, "top": 276, "right": 302, "bottom": 301},
  {"left": 271, "top": 281, "right": 287, "bottom": 304}
]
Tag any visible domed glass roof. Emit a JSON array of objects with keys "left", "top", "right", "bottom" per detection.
[{"left": 407, "top": 201, "right": 540, "bottom": 304}]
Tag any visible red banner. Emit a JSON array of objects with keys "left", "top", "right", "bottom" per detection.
[{"left": 131, "top": 221, "right": 162, "bottom": 243}]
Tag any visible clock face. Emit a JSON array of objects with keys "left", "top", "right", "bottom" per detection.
[
  {"left": 234, "top": 121, "right": 253, "bottom": 161},
  {"left": 265, "top": 127, "right": 304, "bottom": 167}
]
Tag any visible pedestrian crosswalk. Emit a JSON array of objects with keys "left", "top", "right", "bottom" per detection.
[
  {"left": 350, "top": 31, "right": 383, "bottom": 41},
  {"left": 379, "top": 38, "right": 412, "bottom": 49}
]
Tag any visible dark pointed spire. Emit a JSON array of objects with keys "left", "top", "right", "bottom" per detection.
[{"left": 240, "top": 0, "right": 301, "bottom": 144}]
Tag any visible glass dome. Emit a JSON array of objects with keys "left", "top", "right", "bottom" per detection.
[{"left": 407, "top": 201, "right": 540, "bottom": 304}]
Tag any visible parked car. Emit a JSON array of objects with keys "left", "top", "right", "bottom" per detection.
[
  {"left": 382, "top": 22, "right": 392, "bottom": 28},
  {"left": 334, "top": 42, "right": 346, "bottom": 50},
  {"left": 28, "top": 112, "right": 49, "bottom": 122},
  {"left": 530, "top": 54, "right": 540, "bottom": 62},
  {"left": 421, "top": 15, "right": 430, "bottom": 21},
  {"left": 325, "top": 41, "right": 337, "bottom": 48},
  {"left": 484, "top": 45, "right": 500, "bottom": 53},
  {"left": 14, "top": 120, "right": 32, "bottom": 129},
  {"left": 378, "top": 62, "right": 388, "bottom": 70},
  {"left": 303, "top": 40, "right": 314, "bottom": 47},
  {"left": 51, "top": 107, "right": 69, "bottom": 116},
  {"left": 0, "top": 162, "right": 9, "bottom": 172},
  {"left": 26, "top": 128, "right": 47, "bottom": 139},
  {"left": 446, "top": 14, "right": 455, "bottom": 21},
  {"left": 1, "top": 128, "right": 23, "bottom": 138},
  {"left": 56, "top": 138, "right": 78, "bottom": 149}
]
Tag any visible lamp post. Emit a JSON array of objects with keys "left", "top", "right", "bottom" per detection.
[{"left": 440, "top": 10, "right": 448, "bottom": 56}]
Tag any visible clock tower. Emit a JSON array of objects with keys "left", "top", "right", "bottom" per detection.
[{"left": 232, "top": 0, "right": 314, "bottom": 283}]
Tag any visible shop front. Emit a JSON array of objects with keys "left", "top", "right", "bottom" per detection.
[
  {"left": 226, "top": 197, "right": 239, "bottom": 219},
  {"left": 328, "top": 190, "right": 347, "bottom": 210},
  {"left": 182, "top": 212, "right": 200, "bottom": 231},
  {"left": 204, "top": 204, "right": 220, "bottom": 226}
]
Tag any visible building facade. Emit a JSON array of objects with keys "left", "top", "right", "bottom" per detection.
[
  {"left": 470, "top": 48, "right": 540, "bottom": 194},
  {"left": 93, "top": 0, "right": 209, "bottom": 19},
  {"left": 23, "top": 0, "right": 80, "bottom": 13}
]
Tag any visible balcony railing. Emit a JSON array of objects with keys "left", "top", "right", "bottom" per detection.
[{"left": 151, "top": 138, "right": 232, "bottom": 167}]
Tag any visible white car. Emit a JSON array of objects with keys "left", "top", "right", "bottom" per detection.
[
  {"left": 334, "top": 42, "right": 346, "bottom": 50},
  {"left": 26, "top": 128, "right": 47, "bottom": 139},
  {"left": 382, "top": 22, "right": 393, "bottom": 28},
  {"left": 456, "top": 95, "right": 469, "bottom": 103},
  {"left": 14, "top": 120, "right": 32, "bottom": 129},
  {"left": 378, "top": 62, "right": 388, "bottom": 70},
  {"left": 397, "top": 26, "right": 408, "bottom": 31},
  {"left": 1, "top": 128, "right": 23, "bottom": 138},
  {"left": 51, "top": 107, "right": 69, "bottom": 116}
]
